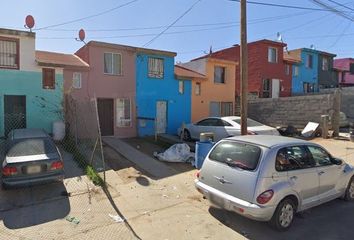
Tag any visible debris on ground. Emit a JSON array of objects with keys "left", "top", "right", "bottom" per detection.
[
  {"left": 109, "top": 214, "right": 125, "bottom": 223},
  {"left": 301, "top": 122, "right": 320, "bottom": 138},
  {"left": 276, "top": 125, "right": 299, "bottom": 136},
  {"left": 153, "top": 143, "right": 194, "bottom": 163},
  {"left": 66, "top": 216, "right": 80, "bottom": 224}
]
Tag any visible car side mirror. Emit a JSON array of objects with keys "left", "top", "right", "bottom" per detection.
[{"left": 331, "top": 158, "right": 343, "bottom": 165}]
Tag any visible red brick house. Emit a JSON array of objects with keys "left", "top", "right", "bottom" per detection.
[{"left": 194, "top": 39, "right": 297, "bottom": 98}]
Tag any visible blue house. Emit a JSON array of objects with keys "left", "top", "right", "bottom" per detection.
[
  {"left": 287, "top": 48, "right": 336, "bottom": 94},
  {"left": 136, "top": 48, "right": 191, "bottom": 136}
]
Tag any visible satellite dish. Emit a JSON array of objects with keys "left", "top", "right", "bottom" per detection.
[
  {"left": 79, "top": 29, "right": 86, "bottom": 41},
  {"left": 25, "top": 15, "right": 35, "bottom": 31},
  {"left": 277, "top": 32, "right": 283, "bottom": 42}
]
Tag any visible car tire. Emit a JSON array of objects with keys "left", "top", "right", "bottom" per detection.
[
  {"left": 270, "top": 198, "right": 296, "bottom": 231},
  {"left": 344, "top": 176, "right": 354, "bottom": 201},
  {"left": 183, "top": 130, "right": 191, "bottom": 141}
]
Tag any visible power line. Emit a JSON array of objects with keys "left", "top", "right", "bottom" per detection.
[
  {"left": 327, "top": 0, "right": 354, "bottom": 11},
  {"left": 328, "top": 21, "right": 353, "bottom": 48},
  {"left": 310, "top": 0, "right": 354, "bottom": 21},
  {"left": 142, "top": 0, "right": 202, "bottom": 47},
  {"left": 35, "top": 0, "right": 139, "bottom": 30}
]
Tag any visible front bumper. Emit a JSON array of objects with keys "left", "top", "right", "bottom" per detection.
[
  {"left": 195, "top": 180, "right": 276, "bottom": 221},
  {"left": 2, "top": 171, "right": 64, "bottom": 188}
]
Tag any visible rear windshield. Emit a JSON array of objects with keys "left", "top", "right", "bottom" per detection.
[
  {"left": 209, "top": 141, "right": 262, "bottom": 171},
  {"left": 233, "top": 118, "right": 263, "bottom": 127},
  {"left": 7, "top": 138, "right": 58, "bottom": 157}
]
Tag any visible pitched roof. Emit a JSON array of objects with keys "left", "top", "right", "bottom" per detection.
[
  {"left": 283, "top": 51, "right": 301, "bottom": 63},
  {"left": 35, "top": 50, "right": 89, "bottom": 69},
  {"left": 174, "top": 65, "right": 206, "bottom": 80}
]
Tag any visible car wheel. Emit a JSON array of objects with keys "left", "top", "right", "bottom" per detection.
[
  {"left": 344, "top": 176, "right": 354, "bottom": 201},
  {"left": 183, "top": 130, "right": 191, "bottom": 141},
  {"left": 270, "top": 198, "right": 296, "bottom": 231}
]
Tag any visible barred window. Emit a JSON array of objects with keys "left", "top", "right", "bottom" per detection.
[
  {"left": 72, "top": 72, "right": 82, "bottom": 89},
  {"left": 148, "top": 57, "right": 164, "bottom": 78},
  {"left": 116, "top": 98, "right": 131, "bottom": 127},
  {"left": 0, "top": 38, "right": 19, "bottom": 69},
  {"left": 42, "top": 68, "right": 55, "bottom": 89}
]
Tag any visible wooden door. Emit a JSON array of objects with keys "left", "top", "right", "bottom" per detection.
[
  {"left": 97, "top": 98, "right": 114, "bottom": 136},
  {"left": 4, "top": 95, "right": 26, "bottom": 137},
  {"left": 156, "top": 101, "right": 167, "bottom": 134}
]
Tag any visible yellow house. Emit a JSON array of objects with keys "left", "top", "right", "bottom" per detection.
[{"left": 180, "top": 57, "right": 237, "bottom": 122}]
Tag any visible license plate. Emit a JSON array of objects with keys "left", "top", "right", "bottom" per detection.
[
  {"left": 210, "top": 194, "right": 224, "bottom": 208},
  {"left": 27, "top": 165, "right": 41, "bottom": 174}
]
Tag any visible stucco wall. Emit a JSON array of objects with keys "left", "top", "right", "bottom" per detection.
[
  {"left": 0, "top": 69, "right": 64, "bottom": 137},
  {"left": 248, "top": 93, "right": 336, "bottom": 128},
  {"left": 318, "top": 54, "right": 337, "bottom": 88},
  {"left": 136, "top": 53, "right": 191, "bottom": 136}
]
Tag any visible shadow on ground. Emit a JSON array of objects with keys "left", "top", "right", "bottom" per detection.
[{"left": 209, "top": 199, "right": 354, "bottom": 240}]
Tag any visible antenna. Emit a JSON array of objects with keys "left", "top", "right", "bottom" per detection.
[
  {"left": 277, "top": 32, "right": 283, "bottom": 42},
  {"left": 24, "top": 15, "right": 35, "bottom": 32},
  {"left": 310, "top": 44, "right": 315, "bottom": 50},
  {"left": 75, "top": 29, "right": 86, "bottom": 44}
]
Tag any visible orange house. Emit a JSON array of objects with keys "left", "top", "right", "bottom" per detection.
[{"left": 179, "top": 57, "right": 237, "bottom": 122}]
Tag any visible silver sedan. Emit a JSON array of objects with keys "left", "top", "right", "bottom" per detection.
[{"left": 195, "top": 135, "right": 354, "bottom": 230}]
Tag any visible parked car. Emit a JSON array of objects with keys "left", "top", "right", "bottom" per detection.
[
  {"left": 195, "top": 135, "right": 354, "bottom": 230},
  {"left": 1, "top": 129, "right": 64, "bottom": 189},
  {"left": 178, "top": 116, "right": 279, "bottom": 141}
]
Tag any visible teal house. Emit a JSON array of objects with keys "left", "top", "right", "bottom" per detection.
[
  {"left": 0, "top": 28, "right": 88, "bottom": 137},
  {"left": 135, "top": 48, "right": 192, "bottom": 136}
]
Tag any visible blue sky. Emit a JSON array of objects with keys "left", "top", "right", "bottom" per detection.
[{"left": 1, "top": 0, "right": 354, "bottom": 62}]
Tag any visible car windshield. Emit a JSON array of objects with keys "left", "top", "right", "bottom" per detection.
[
  {"left": 7, "top": 138, "right": 58, "bottom": 157},
  {"left": 209, "top": 141, "right": 261, "bottom": 170},
  {"left": 232, "top": 118, "right": 263, "bottom": 127}
]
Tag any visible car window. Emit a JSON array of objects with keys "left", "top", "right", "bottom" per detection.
[
  {"left": 209, "top": 141, "right": 261, "bottom": 171},
  {"left": 196, "top": 118, "right": 218, "bottom": 126},
  {"left": 221, "top": 120, "right": 232, "bottom": 127},
  {"left": 7, "top": 138, "right": 58, "bottom": 157},
  {"left": 307, "top": 145, "right": 332, "bottom": 166},
  {"left": 232, "top": 118, "right": 263, "bottom": 127},
  {"left": 275, "top": 146, "right": 315, "bottom": 172}
]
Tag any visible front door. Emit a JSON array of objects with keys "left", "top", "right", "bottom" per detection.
[
  {"left": 272, "top": 79, "right": 280, "bottom": 98},
  {"left": 4, "top": 95, "right": 26, "bottom": 137},
  {"left": 97, "top": 98, "right": 114, "bottom": 136},
  {"left": 156, "top": 101, "right": 167, "bottom": 134}
]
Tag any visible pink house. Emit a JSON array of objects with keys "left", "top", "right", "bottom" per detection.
[
  {"left": 334, "top": 58, "right": 354, "bottom": 86},
  {"left": 65, "top": 41, "right": 137, "bottom": 138}
]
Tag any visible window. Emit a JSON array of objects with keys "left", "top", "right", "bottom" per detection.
[
  {"left": 178, "top": 80, "right": 184, "bottom": 94},
  {"left": 196, "top": 118, "right": 218, "bottom": 126},
  {"left": 116, "top": 98, "right": 131, "bottom": 127},
  {"left": 148, "top": 57, "right": 164, "bottom": 78},
  {"left": 42, "top": 68, "right": 55, "bottom": 89},
  {"left": 285, "top": 64, "right": 290, "bottom": 75},
  {"left": 306, "top": 54, "right": 313, "bottom": 68},
  {"left": 294, "top": 66, "right": 299, "bottom": 76},
  {"left": 0, "top": 37, "right": 19, "bottom": 69},
  {"left": 72, "top": 72, "right": 82, "bottom": 89},
  {"left": 195, "top": 82, "right": 201, "bottom": 95},
  {"left": 104, "top": 53, "right": 122, "bottom": 75},
  {"left": 214, "top": 66, "right": 225, "bottom": 84},
  {"left": 303, "top": 82, "right": 315, "bottom": 93},
  {"left": 233, "top": 118, "right": 263, "bottom": 127},
  {"left": 307, "top": 146, "right": 332, "bottom": 166},
  {"left": 350, "top": 63, "right": 354, "bottom": 74},
  {"left": 262, "top": 79, "right": 271, "bottom": 98},
  {"left": 209, "top": 141, "right": 262, "bottom": 171},
  {"left": 322, "top": 57, "right": 329, "bottom": 71},
  {"left": 275, "top": 146, "right": 315, "bottom": 172},
  {"left": 221, "top": 102, "right": 233, "bottom": 116},
  {"left": 268, "top": 47, "right": 278, "bottom": 63}
]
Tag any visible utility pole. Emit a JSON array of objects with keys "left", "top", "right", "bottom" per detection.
[{"left": 240, "top": 0, "right": 248, "bottom": 135}]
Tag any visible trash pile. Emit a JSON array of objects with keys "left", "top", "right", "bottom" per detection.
[{"left": 154, "top": 143, "right": 195, "bottom": 163}]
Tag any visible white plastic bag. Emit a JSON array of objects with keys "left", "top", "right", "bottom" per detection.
[{"left": 154, "top": 143, "right": 194, "bottom": 163}]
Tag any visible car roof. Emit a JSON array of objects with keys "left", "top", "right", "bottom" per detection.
[
  {"left": 10, "top": 128, "right": 49, "bottom": 140},
  {"left": 224, "top": 135, "right": 308, "bottom": 148},
  {"left": 221, "top": 116, "right": 240, "bottom": 121}
]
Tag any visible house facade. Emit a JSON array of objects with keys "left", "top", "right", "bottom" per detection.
[
  {"left": 136, "top": 49, "right": 191, "bottom": 136},
  {"left": 287, "top": 48, "right": 336, "bottom": 94},
  {"left": 181, "top": 57, "right": 236, "bottom": 121},
  {"left": 74, "top": 41, "right": 137, "bottom": 138},
  {"left": 199, "top": 40, "right": 293, "bottom": 98},
  {"left": 334, "top": 58, "right": 354, "bottom": 86},
  {"left": 0, "top": 28, "right": 79, "bottom": 137}
]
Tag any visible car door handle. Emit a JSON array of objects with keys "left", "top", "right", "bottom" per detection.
[
  {"left": 213, "top": 176, "right": 232, "bottom": 184},
  {"left": 290, "top": 176, "right": 297, "bottom": 181}
]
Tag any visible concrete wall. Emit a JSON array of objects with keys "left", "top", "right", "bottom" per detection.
[
  {"left": 248, "top": 93, "right": 336, "bottom": 128},
  {"left": 320, "top": 87, "right": 354, "bottom": 119},
  {"left": 0, "top": 69, "right": 64, "bottom": 137},
  {"left": 136, "top": 53, "right": 191, "bottom": 136}
]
